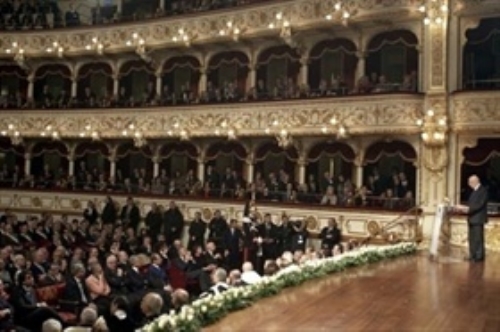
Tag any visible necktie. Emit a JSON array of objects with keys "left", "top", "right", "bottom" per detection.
[{"left": 77, "top": 280, "right": 87, "bottom": 303}]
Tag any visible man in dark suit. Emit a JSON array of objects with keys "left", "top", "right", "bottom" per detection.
[
  {"left": 61, "top": 263, "right": 90, "bottom": 309},
  {"left": 455, "top": 175, "right": 489, "bottom": 262},
  {"left": 223, "top": 219, "right": 243, "bottom": 270},
  {"left": 120, "top": 197, "right": 141, "bottom": 231}
]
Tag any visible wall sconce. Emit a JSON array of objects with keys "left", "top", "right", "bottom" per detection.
[
  {"left": 321, "top": 116, "right": 348, "bottom": 138},
  {"left": 218, "top": 21, "right": 241, "bottom": 41},
  {"left": 172, "top": 28, "right": 191, "bottom": 47},
  {"left": 125, "top": 33, "right": 152, "bottom": 63},
  {"left": 268, "top": 12, "right": 294, "bottom": 45},
  {"left": 85, "top": 37, "right": 105, "bottom": 55},
  {"left": 265, "top": 119, "right": 293, "bottom": 148},
  {"left": 417, "top": 109, "right": 447, "bottom": 146},
  {"left": 419, "top": 0, "right": 448, "bottom": 25},
  {"left": 1, "top": 123, "right": 22, "bottom": 145},
  {"left": 40, "top": 125, "right": 60, "bottom": 140},
  {"left": 324, "top": 2, "right": 355, "bottom": 25},
  {"left": 5, "top": 42, "right": 28, "bottom": 70},
  {"left": 214, "top": 119, "right": 238, "bottom": 140},
  {"left": 79, "top": 124, "right": 100, "bottom": 141},
  {"left": 122, "top": 124, "right": 146, "bottom": 147},
  {"left": 46, "top": 41, "right": 64, "bottom": 58}
]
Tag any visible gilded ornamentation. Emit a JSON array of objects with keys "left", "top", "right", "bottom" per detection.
[
  {"left": 430, "top": 26, "right": 445, "bottom": 88},
  {"left": 422, "top": 145, "right": 448, "bottom": 173},
  {"left": 0, "top": 95, "right": 424, "bottom": 139},
  {"left": 366, "top": 220, "right": 380, "bottom": 236},
  {"left": 305, "top": 216, "right": 318, "bottom": 231},
  {"left": 71, "top": 199, "right": 82, "bottom": 210},
  {"left": 202, "top": 208, "right": 213, "bottom": 222},
  {"left": 32, "top": 197, "right": 42, "bottom": 208},
  {"left": 0, "top": 0, "right": 423, "bottom": 58},
  {"left": 453, "top": 92, "right": 500, "bottom": 132}
]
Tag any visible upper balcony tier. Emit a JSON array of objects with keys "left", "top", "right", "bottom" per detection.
[{"left": 0, "top": 0, "right": 446, "bottom": 58}]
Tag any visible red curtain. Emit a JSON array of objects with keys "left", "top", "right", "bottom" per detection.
[
  {"left": 364, "top": 140, "right": 416, "bottom": 165},
  {"left": 255, "top": 141, "right": 299, "bottom": 162},
  {"left": 74, "top": 141, "right": 110, "bottom": 158},
  {"left": 31, "top": 141, "right": 68, "bottom": 157},
  {"left": 206, "top": 141, "right": 247, "bottom": 161},
  {"left": 463, "top": 138, "right": 500, "bottom": 166},
  {"left": 159, "top": 142, "right": 198, "bottom": 160},
  {"left": 308, "top": 141, "right": 355, "bottom": 163}
]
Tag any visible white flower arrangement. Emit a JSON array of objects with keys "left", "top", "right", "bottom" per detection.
[{"left": 142, "top": 242, "right": 417, "bottom": 332}]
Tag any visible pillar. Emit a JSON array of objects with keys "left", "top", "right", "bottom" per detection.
[
  {"left": 27, "top": 75, "right": 34, "bottom": 101},
  {"left": 297, "top": 158, "right": 306, "bottom": 185},
  {"left": 109, "top": 158, "right": 116, "bottom": 179},
  {"left": 113, "top": 75, "right": 119, "bottom": 96},
  {"left": 153, "top": 157, "right": 160, "bottom": 178},
  {"left": 300, "top": 56, "right": 309, "bottom": 87},
  {"left": 247, "top": 64, "right": 256, "bottom": 89},
  {"left": 68, "top": 158, "right": 75, "bottom": 177},
  {"left": 246, "top": 159, "right": 254, "bottom": 184},
  {"left": 71, "top": 78, "right": 77, "bottom": 98},
  {"left": 199, "top": 67, "right": 207, "bottom": 96},
  {"left": 156, "top": 74, "right": 162, "bottom": 97},
  {"left": 197, "top": 157, "right": 205, "bottom": 184},
  {"left": 355, "top": 51, "right": 366, "bottom": 80},
  {"left": 116, "top": 0, "right": 123, "bottom": 13},
  {"left": 158, "top": 0, "right": 165, "bottom": 10},
  {"left": 355, "top": 163, "right": 363, "bottom": 187},
  {"left": 24, "top": 153, "right": 31, "bottom": 176}
]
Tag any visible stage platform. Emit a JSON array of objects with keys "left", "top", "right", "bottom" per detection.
[{"left": 205, "top": 253, "right": 500, "bottom": 331}]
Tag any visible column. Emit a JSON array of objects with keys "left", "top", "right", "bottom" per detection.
[
  {"left": 156, "top": 73, "right": 162, "bottom": 97},
  {"left": 197, "top": 157, "right": 205, "bottom": 184},
  {"left": 27, "top": 75, "right": 34, "bottom": 101},
  {"left": 247, "top": 64, "right": 256, "bottom": 89},
  {"left": 355, "top": 162, "right": 363, "bottom": 188},
  {"left": 246, "top": 159, "right": 255, "bottom": 184},
  {"left": 198, "top": 67, "right": 207, "bottom": 96},
  {"left": 297, "top": 158, "right": 306, "bottom": 185},
  {"left": 153, "top": 156, "right": 160, "bottom": 178},
  {"left": 68, "top": 158, "right": 75, "bottom": 177},
  {"left": 113, "top": 75, "right": 119, "bottom": 96},
  {"left": 300, "top": 56, "right": 309, "bottom": 87},
  {"left": 24, "top": 153, "right": 31, "bottom": 176},
  {"left": 116, "top": 0, "right": 123, "bottom": 13},
  {"left": 355, "top": 51, "right": 366, "bottom": 80},
  {"left": 71, "top": 78, "right": 77, "bottom": 98},
  {"left": 158, "top": 0, "right": 165, "bottom": 10},
  {"left": 109, "top": 158, "right": 116, "bottom": 179}
]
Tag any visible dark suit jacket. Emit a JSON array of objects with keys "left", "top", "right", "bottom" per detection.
[
  {"left": 0, "top": 297, "right": 14, "bottom": 330},
  {"left": 125, "top": 268, "right": 147, "bottom": 293},
  {"left": 467, "top": 185, "right": 489, "bottom": 225},
  {"left": 62, "top": 277, "right": 90, "bottom": 306},
  {"left": 10, "top": 286, "right": 38, "bottom": 318},
  {"left": 120, "top": 205, "right": 141, "bottom": 230}
]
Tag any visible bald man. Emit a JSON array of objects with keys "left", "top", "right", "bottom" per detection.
[{"left": 455, "top": 175, "right": 488, "bottom": 262}]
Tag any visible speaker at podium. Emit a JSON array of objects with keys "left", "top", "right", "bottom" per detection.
[{"left": 429, "top": 200, "right": 455, "bottom": 259}]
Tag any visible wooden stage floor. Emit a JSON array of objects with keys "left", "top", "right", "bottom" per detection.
[{"left": 205, "top": 253, "right": 500, "bottom": 332}]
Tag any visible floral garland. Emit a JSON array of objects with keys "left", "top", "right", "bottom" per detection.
[{"left": 143, "top": 243, "right": 417, "bottom": 332}]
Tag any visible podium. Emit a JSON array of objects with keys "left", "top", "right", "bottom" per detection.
[{"left": 429, "top": 203, "right": 452, "bottom": 258}]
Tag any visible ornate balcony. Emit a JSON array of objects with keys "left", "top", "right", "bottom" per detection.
[{"left": 0, "top": 93, "right": 424, "bottom": 140}]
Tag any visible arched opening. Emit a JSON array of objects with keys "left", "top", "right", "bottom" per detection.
[
  {"left": 463, "top": 17, "right": 500, "bottom": 90},
  {"left": 461, "top": 138, "right": 500, "bottom": 203},
  {"left": 255, "top": 141, "right": 298, "bottom": 201},
  {"left": 205, "top": 51, "right": 249, "bottom": 102},
  {"left": 34, "top": 64, "right": 72, "bottom": 108},
  {"left": 0, "top": 138, "right": 24, "bottom": 187},
  {"left": 77, "top": 62, "right": 113, "bottom": 107},
  {"left": 0, "top": 64, "right": 28, "bottom": 109},
  {"left": 364, "top": 140, "right": 417, "bottom": 209},
  {"left": 158, "top": 140, "right": 198, "bottom": 185},
  {"left": 366, "top": 30, "right": 419, "bottom": 92},
  {"left": 118, "top": 60, "right": 155, "bottom": 107},
  {"left": 256, "top": 45, "right": 301, "bottom": 99},
  {"left": 308, "top": 39, "right": 358, "bottom": 96},
  {"left": 205, "top": 141, "right": 247, "bottom": 197},
  {"left": 161, "top": 56, "right": 201, "bottom": 105},
  {"left": 115, "top": 142, "right": 153, "bottom": 191},
  {"left": 74, "top": 141, "right": 110, "bottom": 186},
  {"left": 306, "top": 141, "right": 356, "bottom": 199},
  {"left": 31, "top": 141, "right": 69, "bottom": 187}
]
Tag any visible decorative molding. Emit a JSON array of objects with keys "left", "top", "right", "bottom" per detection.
[
  {"left": 0, "top": 95, "right": 424, "bottom": 139},
  {"left": 450, "top": 216, "right": 500, "bottom": 252},
  {"left": 0, "top": 0, "right": 424, "bottom": 59},
  {"left": 452, "top": 92, "right": 500, "bottom": 132}
]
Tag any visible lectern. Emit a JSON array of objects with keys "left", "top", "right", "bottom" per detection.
[{"left": 429, "top": 202, "right": 452, "bottom": 258}]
